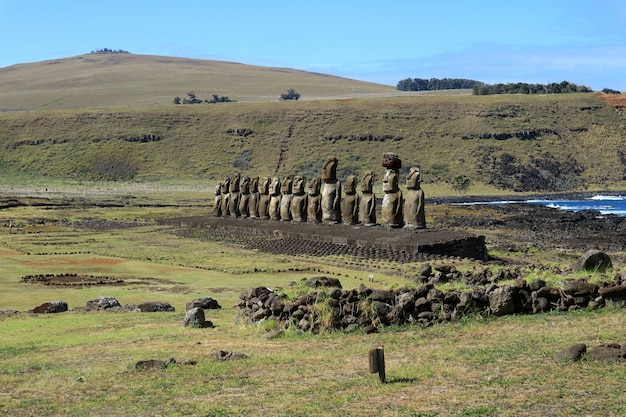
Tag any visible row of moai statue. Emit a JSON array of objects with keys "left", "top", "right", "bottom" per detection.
[{"left": 213, "top": 153, "right": 426, "bottom": 229}]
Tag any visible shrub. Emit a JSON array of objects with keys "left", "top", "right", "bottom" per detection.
[
  {"left": 280, "top": 89, "right": 301, "bottom": 101},
  {"left": 451, "top": 175, "right": 472, "bottom": 195}
]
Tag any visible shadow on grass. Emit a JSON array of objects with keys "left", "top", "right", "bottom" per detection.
[{"left": 383, "top": 376, "right": 421, "bottom": 384}]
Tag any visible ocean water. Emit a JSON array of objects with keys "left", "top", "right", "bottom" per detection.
[
  {"left": 459, "top": 195, "right": 626, "bottom": 216},
  {"left": 477, "top": 195, "right": 626, "bottom": 216},
  {"left": 525, "top": 195, "right": 626, "bottom": 216}
]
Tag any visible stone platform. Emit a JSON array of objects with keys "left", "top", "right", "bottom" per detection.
[{"left": 161, "top": 216, "right": 488, "bottom": 262}]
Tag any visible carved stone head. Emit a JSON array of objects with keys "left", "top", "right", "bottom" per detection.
[
  {"left": 345, "top": 175, "right": 358, "bottom": 194},
  {"left": 240, "top": 176, "right": 251, "bottom": 193},
  {"left": 269, "top": 177, "right": 281, "bottom": 196},
  {"left": 259, "top": 177, "right": 270, "bottom": 194},
  {"left": 229, "top": 173, "right": 241, "bottom": 193},
  {"left": 308, "top": 177, "right": 321, "bottom": 196},
  {"left": 361, "top": 171, "right": 375, "bottom": 193},
  {"left": 382, "top": 169, "right": 399, "bottom": 193},
  {"left": 322, "top": 157, "right": 338, "bottom": 181},
  {"left": 281, "top": 175, "right": 293, "bottom": 194},
  {"left": 222, "top": 177, "right": 231, "bottom": 195},
  {"left": 250, "top": 176, "right": 259, "bottom": 193},
  {"left": 406, "top": 166, "right": 422, "bottom": 189},
  {"left": 292, "top": 175, "right": 306, "bottom": 195}
]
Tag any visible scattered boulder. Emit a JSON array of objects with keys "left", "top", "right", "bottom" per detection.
[
  {"left": 302, "top": 276, "right": 342, "bottom": 288},
  {"left": 137, "top": 301, "right": 175, "bottom": 312},
  {"left": 183, "top": 307, "right": 214, "bottom": 328},
  {"left": 586, "top": 343, "right": 623, "bottom": 362},
  {"left": 489, "top": 286, "right": 518, "bottom": 316},
  {"left": 186, "top": 297, "right": 221, "bottom": 310},
  {"left": 135, "top": 357, "right": 176, "bottom": 370},
  {"left": 576, "top": 249, "right": 612, "bottom": 272},
  {"left": 563, "top": 281, "right": 598, "bottom": 297},
  {"left": 85, "top": 296, "right": 121, "bottom": 311},
  {"left": 554, "top": 343, "right": 586, "bottom": 363},
  {"left": 32, "top": 300, "right": 68, "bottom": 314},
  {"left": 212, "top": 350, "right": 248, "bottom": 361},
  {"left": 0, "top": 310, "right": 19, "bottom": 316},
  {"left": 598, "top": 285, "right": 626, "bottom": 302}
]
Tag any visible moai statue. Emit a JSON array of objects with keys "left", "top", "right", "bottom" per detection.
[
  {"left": 238, "top": 176, "right": 251, "bottom": 218},
  {"left": 228, "top": 172, "right": 241, "bottom": 218},
  {"left": 404, "top": 166, "right": 426, "bottom": 229},
  {"left": 268, "top": 177, "right": 282, "bottom": 221},
  {"left": 381, "top": 152, "right": 404, "bottom": 228},
  {"left": 321, "top": 156, "right": 342, "bottom": 224},
  {"left": 258, "top": 176, "right": 271, "bottom": 219},
  {"left": 221, "top": 176, "right": 231, "bottom": 217},
  {"left": 248, "top": 176, "right": 260, "bottom": 218},
  {"left": 279, "top": 175, "right": 293, "bottom": 222},
  {"left": 290, "top": 175, "right": 308, "bottom": 222},
  {"left": 358, "top": 171, "right": 377, "bottom": 226},
  {"left": 213, "top": 181, "right": 223, "bottom": 217},
  {"left": 342, "top": 175, "right": 360, "bottom": 225},
  {"left": 306, "top": 177, "right": 322, "bottom": 223}
]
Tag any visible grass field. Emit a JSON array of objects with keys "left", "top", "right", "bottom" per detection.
[
  {"left": 2, "top": 188, "right": 626, "bottom": 416},
  {"left": 2, "top": 53, "right": 626, "bottom": 416}
]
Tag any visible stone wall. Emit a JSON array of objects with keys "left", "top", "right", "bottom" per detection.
[{"left": 236, "top": 270, "right": 626, "bottom": 333}]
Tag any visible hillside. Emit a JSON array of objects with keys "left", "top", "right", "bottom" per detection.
[
  {"left": 0, "top": 54, "right": 625, "bottom": 194},
  {"left": 0, "top": 53, "right": 398, "bottom": 111}
]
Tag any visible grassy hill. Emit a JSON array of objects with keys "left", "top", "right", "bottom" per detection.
[
  {"left": 0, "top": 53, "right": 399, "bottom": 111},
  {"left": 1, "top": 53, "right": 625, "bottom": 195}
]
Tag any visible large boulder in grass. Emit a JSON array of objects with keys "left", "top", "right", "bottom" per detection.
[
  {"left": 137, "top": 301, "right": 175, "bottom": 312},
  {"left": 183, "top": 307, "right": 214, "bottom": 328},
  {"left": 32, "top": 300, "right": 68, "bottom": 314},
  {"left": 575, "top": 250, "right": 612, "bottom": 272},
  {"left": 186, "top": 297, "right": 221, "bottom": 311},
  {"left": 86, "top": 296, "right": 121, "bottom": 311}
]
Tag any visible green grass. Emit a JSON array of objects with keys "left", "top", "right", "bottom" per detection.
[
  {"left": 2, "top": 58, "right": 626, "bottom": 194},
  {"left": 3, "top": 306, "right": 626, "bottom": 416},
  {"left": 2, "top": 189, "right": 626, "bottom": 416}
]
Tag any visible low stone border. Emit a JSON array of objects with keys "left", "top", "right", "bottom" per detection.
[{"left": 237, "top": 271, "right": 626, "bottom": 333}]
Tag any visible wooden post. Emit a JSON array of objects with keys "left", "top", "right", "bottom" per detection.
[{"left": 368, "top": 344, "right": 385, "bottom": 383}]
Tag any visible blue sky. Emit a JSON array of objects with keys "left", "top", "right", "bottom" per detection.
[{"left": 1, "top": 0, "right": 625, "bottom": 90}]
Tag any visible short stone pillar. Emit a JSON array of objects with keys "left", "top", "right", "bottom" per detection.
[{"left": 369, "top": 344, "right": 386, "bottom": 383}]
